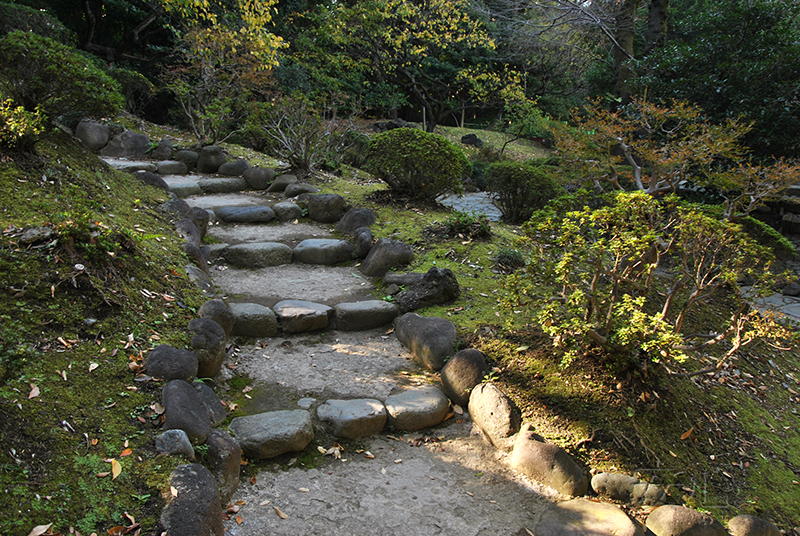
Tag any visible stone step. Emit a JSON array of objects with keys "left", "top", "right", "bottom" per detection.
[{"left": 101, "top": 157, "right": 157, "bottom": 173}]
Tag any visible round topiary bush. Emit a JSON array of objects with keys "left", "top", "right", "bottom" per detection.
[
  {"left": 487, "top": 160, "right": 563, "bottom": 223},
  {"left": 365, "top": 127, "right": 469, "bottom": 199}
]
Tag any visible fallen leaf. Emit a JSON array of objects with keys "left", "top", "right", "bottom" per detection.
[
  {"left": 515, "top": 345, "right": 529, "bottom": 352},
  {"left": 123, "top": 513, "right": 135, "bottom": 525},
  {"left": 364, "top": 451, "right": 375, "bottom": 459},
  {"left": 259, "top": 500, "right": 271, "bottom": 506},
  {"left": 28, "top": 383, "right": 40, "bottom": 399},
  {"left": 298, "top": 488, "right": 309, "bottom": 493},
  {"left": 61, "top": 370, "right": 67, "bottom": 381},
  {"left": 443, "top": 412, "right": 454, "bottom": 421},
  {"left": 525, "top": 529, "right": 534, "bottom": 536},
  {"left": 120, "top": 448, "right": 133, "bottom": 457},
  {"left": 170, "top": 486, "right": 178, "bottom": 497},
  {"left": 453, "top": 405, "right": 463, "bottom": 415},
  {"left": 150, "top": 402, "right": 165, "bottom": 415},
  {"left": 273, "top": 506, "right": 288, "bottom": 520},
  {"left": 669, "top": 450, "right": 678, "bottom": 458},
  {"left": 88, "top": 363, "right": 99, "bottom": 372},
  {"left": 465, "top": 491, "right": 474, "bottom": 497},
  {"left": 317, "top": 446, "right": 328, "bottom": 454},
  {"left": 96, "top": 472, "right": 110, "bottom": 478},
  {"left": 381, "top": 467, "right": 386, "bottom": 474},
  {"left": 680, "top": 427, "right": 694, "bottom": 440},
  {"left": 235, "top": 516, "right": 243, "bottom": 525},
  {"left": 91, "top": 438, "right": 98, "bottom": 446},
  {"left": 107, "top": 526, "right": 126, "bottom": 536},
  {"left": 394, "top": 459, "right": 402, "bottom": 464},
  {"left": 27, "top": 523, "right": 52, "bottom": 536},
  {"left": 249, "top": 476, "right": 257, "bottom": 485},
  {"left": 111, "top": 459, "right": 122, "bottom": 479}
]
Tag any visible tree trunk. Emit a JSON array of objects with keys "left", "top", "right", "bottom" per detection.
[
  {"left": 612, "top": 0, "right": 641, "bottom": 105},
  {"left": 644, "top": 0, "right": 669, "bottom": 55}
]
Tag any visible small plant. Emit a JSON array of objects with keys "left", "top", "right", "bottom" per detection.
[
  {"left": 365, "top": 127, "right": 469, "bottom": 199},
  {"left": 486, "top": 160, "right": 563, "bottom": 224},
  {"left": 0, "top": 98, "right": 45, "bottom": 149},
  {"left": 444, "top": 211, "right": 492, "bottom": 239},
  {"left": 493, "top": 248, "right": 525, "bottom": 273}
]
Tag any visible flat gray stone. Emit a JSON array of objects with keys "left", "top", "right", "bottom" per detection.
[
  {"left": 317, "top": 399, "right": 387, "bottom": 439},
  {"left": 229, "top": 410, "right": 314, "bottom": 459},
  {"left": 273, "top": 300, "right": 334, "bottom": 333},
  {"left": 114, "top": 161, "right": 158, "bottom": 173},
  {"left": 157, "top": 160, "right": 189, "bottom": 175},
  {"left": 229, "top": 302, "right": 278, "bottom": 338},
  {"left": 646, "top": 505, "right": 726, "bottom": 536},
  {"left": 334, "top": 300, "right": 398, "bottom": 331},
  {"left": 198, "top": 177, "right": 248, "bottom": 193},
  {"left": 215, "top": 205, "right": 276, "bottom": 223},
  {"left": 394, "top": 313, "right": 457, "bottom": 371},
  {"left": 266, "top": 174, "right": 298, "bottom": 192},
  {"left": 384, "top": 385, "right": 450, "bottom": 432},
  {"left": 167, "top": 179, "right": 202, "bottom": 197},
  {"left": 284, "top": 183, "right": 320, "bottom": 197},
  {"left": 534, "top": 498, "right": 644, "bottom": 536},
  {"left": 272, "top": 201, "right": 303, "bottom": 221},
  {"left": 468, "top": 383, "right": 521, "bottom": 451},
  {"left": 293, "top": 238, "right": 355, "bottom": 265},
  {"left": 510, "top": 423, "right": 588, "bottom": 496},
  {"left": 222, "top": 242, "right": 293, "bottom": 269},
  {"left": 218, "top": 158, "right": 250, "bottom": 176}
]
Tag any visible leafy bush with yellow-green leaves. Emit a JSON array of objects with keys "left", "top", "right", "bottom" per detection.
[{"left": 0, "top": 98, "right": 45, "bottom": 149}]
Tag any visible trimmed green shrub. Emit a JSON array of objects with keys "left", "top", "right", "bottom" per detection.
[
  {"left": 0, "top": 31, "right": 124, "bottom": 120},
  {"left": 365, "top": 127, "right": 469, "bottom": 199},
  {"left": 0, "top": 3, "right": 73, "bottom": 43},
  {"left": 486, "top": 160, "right": 563, "bottom": 224}
]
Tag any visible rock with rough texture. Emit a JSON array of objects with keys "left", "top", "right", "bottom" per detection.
[
  {"left": 285, "top": 183, "right": 320, "bottom": 197},
  {"left": 395, "top": 266, "right": 460, "bottom": 313},
  {"left": 317, "top": 399, "right": 387, "bottom": 439},
  {"left": 204, "top": 429, "right": 242, "bottom": 505},
  {"left": 197, "top": 145, "right": 226, "bottom": 173},
  {"left": 145, "top": 344, "right": 198, "bottom": 382},
  {"left": 592, "top": 472, "right": 666, "bottom": 507},
  {"left": 100, "top": 130, "right": 150, "bottom": 157},
  {"left": 155, "top": 429, "right": 195, "bottom": 460},
  {"left": 218, "top": 159, "right": 250, "bottom": 176},
  {"left": 170, "top": 181, "right": 202, "bottom": 198},
  {"left": 229, "top": 302, "right": 278, "bottom": 338},
  {"left": 151, "top": 138, "right": 174, "bottom": 160},
  {"left": 272, "top": 201, "right": 303, "bottom": 221},
  {"left": 266, "top": 174, "right": 298, "bottom": 192},
  {"left": 782, "top": 281, "right": 800, "bottom": 296},
  {"left": 353, "top": 227, "right": 373, "bottom": 258},
  {"left": 198, "top": 177, "right": 248, "bottom": 193},
  {"left": 223, "top": 242, "right": 293, "bottom": 269},
  {"left": 160, "top": 464, "right": 223, "bottom": 536},
  {"left": 194, "top": 381, "right": 228, "bottom": 426},
  {"left": 646, "top": 505, "right": 726, "bottom": 536},
  {"left": 19, "top": 227, "right": 54, "bottom": 245},
  {"left": 510, "top": 423, "right": 588, "bottom": 496},
  {"left": 307, "top": 193, "right": 348, "bottom": 223},
  {"left": 75, "top": 119, "right": 109, "bottom": 151},
  {"left": 727, "top": 515, "right": 781, "bottom": 536},
  {"left": 293, "top": 239, "right": 354, "bottom": 265},
  {"left": 384, "top": 385, "right": 450, "bottom": 432},
  {"left": 189, "top": 207, "right": 210, "bottom": 241},
  {"left": 243, "top": 167, "right": 274, "bottom": 190},
  {"left": 162, "top": 197, "right": 192, "bottom": 217},
  {"left": 334, "top": 300, "right": 398, "bottom": 331},
  {"left": 273, "top": 300, "right": 334, "bottom": 333},
  {"left": 162, "top": 380, "right": 211, "bottom": 444},
  {"left": 157, "top": 160, "right": 189, "bottom": 175},
  {"left": 384, "top": 272, "right": 426, "bottom": 286},
  {"left": 533, "top": 498, "right": 644, "bottom": 536},
  {"left": 186, "top": 264, "right": 214, "bottom": 294},
  {"left": 336, "top": 208, "right": 377, "bottom": 235},
  {"left": 229, "top": 410, "right": 314, "bottom": 459},
  {"left": 184, "top": 242, "right": 209, "bottom": 274},
  {"left": 175, "top": 218, "right": 201, "bottom": 246},
  {"left": 187, "top": 318, "right": 226, "bottom": 378},
  {"left": 134, "top": 170, "right": 170, "bottom": 191},
  {"left": 394, "top": 313, "right": 457, "bottom": 371},
  {"left": 468, "top": 383, "right": 521, "bottom": 451},
  {"left": 174, "top": 149, "right": 199, "bottom": 170},
  {"left": 440, "top": 349, "right": 487, "bottom": 407},
  {"left": 215, "top": 206, "right": 276, "bottom": 224},
  {"left": 198, "top": 299, "right": 235, "bottom": 338},
  {"left": 360, "top": 238, "right": 414, "bottom": 276}
]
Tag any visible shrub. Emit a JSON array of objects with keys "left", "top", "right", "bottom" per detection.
[
  {"left": 486, "top": 160, "right": 563, "bottom": 224},
  {"left": 0, "top": 98, "right": 45, "bottom": 149},
  {"left": 0, "top": 3, "right": 73, "bottom": 43},
  {"left": 0, "top": 31, "right": 123, "bottom": 120},
  {"left": 365, "top": 127, "right": 469, "bottom": 199},
  {"left": 444, "top": 211, "right": 492, "bottom": 239},
  {"left": 493, "top": 248, "right": 525, "bottom": 273}
]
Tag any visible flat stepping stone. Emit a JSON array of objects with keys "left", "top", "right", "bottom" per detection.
[
  {"left": 317, "top": 398, "right": 387, "bottom": 438},
  {"left": 272, "top": 201, "right": 303, "bottom": 221},
  {"left": 162, "top": 175, "right": 202, "bottom": 197},
  {"left": 274, "top": 300, "right": 334, "bottom": 333},
  {"left": 208, "top": 221, "right": 331, "bottom": 245},
  {"left": 229, "top": 410, "right": 314, "bottom": 459},
  {"left": 156, "top": 160, "right": 188, "bottom": 175},
  {"left": 101, "top": 157, "right": 156, "bottom": 173},
  {"left": 334, "top": 300, "right": 398, "bottom": 331},
  {"left": 293, "top": 238, "right": 354, "bottom": 265},
  {"left": 229, "top": 302, "right": 278, "bottom": 337},
  {"left": 533, "top": 498, "right": 644, "bottom": 536},
  {"left": 198, "top": 177, "right": 248, "bottom": 193},
  {"left": 185, "top": 192, "right": 277, "bottom": 210},
  {"left": 222, "top": 242, "right": 293, "bottom": 269},
  {"left": 384, "top": 385, "right": 450, "bottom": 432},
  {"left": 215, "top": 206, "right": 276, "bottom": 223}
]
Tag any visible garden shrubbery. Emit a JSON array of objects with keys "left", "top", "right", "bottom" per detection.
[
  {"left": 365, "top": 127, "right": 469, "bottom": 199},
  {"left": 486, "top": 160, "right": 563, "bottom": 223}
]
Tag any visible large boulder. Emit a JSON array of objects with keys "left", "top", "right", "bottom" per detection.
[
  {"left": 187, "top": 318, "right": 226, "bottom": 379},
  {"left": 229, "top": 410, "right": 314, "bottom": 459},
  {"left": 360, "top": 238, "right": 414, "bottom": 277},
  {"left": 317, "top": 399, "right": 387, "bottom": 439},
  {"left": 145, "top": 344, "right": 198, "bottom": 383},
  {"left": 273, "top": 300, "right": 334, "bottom": 333},
  {"left": 532, "top": 499, "right": 644, "bottom": 536},
  {"left": 204, "top": 429, "right": 242, "bottom": 506},
  {"left": 395, "top": 267, "right": 460, "bottom": 313},
  {"left": 307, "top": 193, "right": 348, "bottom": 223},
  {"left": 293, "top": 239, "right": 354, "bottom": 265},
  {"left": 243, "top": 167, "right": 274, "bottom": 190},
  {"left": 218, "top": 158, "right": 250, "bottom": 177},
  {"left": 591, "top": 472, "right": 666, "bottom": 507},
  {"left": 197, "top": 145, "right": 226, "bottom": 173},
  {"left": 646, "top": 505, "right": 726, "bottom": 536},
  {"left": 197, "top": 299, "right": 235, "bottom": 338},
  {"left": 160, "top": 464, "right": 223, "bottom": 536},
  {"left": 394, "top": 313, "right": 457, "bottom": 371},
  {"left": 100, "top": 130, "right": 150, "bottom": 157},
  {"left": 468, "top": 382, "right": 521, "bottom": 450},
  {"left": 440, "top": 348, "right": 487, "bottom": 407},
  {"left": 222, "top": 242, "right": 293, "bottom": 269},
  {"left": 162, "top": 380, "right": 211, "bottom": 445},
  {"left": 334, "top": 300, "right": 398, "bottom": 331},
  {"left": 384, "top": 385, "right": 450, "bottom": 432},
  {"left": 75, "top": 119, "right": 109, "bottom": 151},
  {"left": 336, "top": 208, "right": 377, "bottom": 235},
  {"left": 510, "top": 423, "right": 588, "bottom": 497}
]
